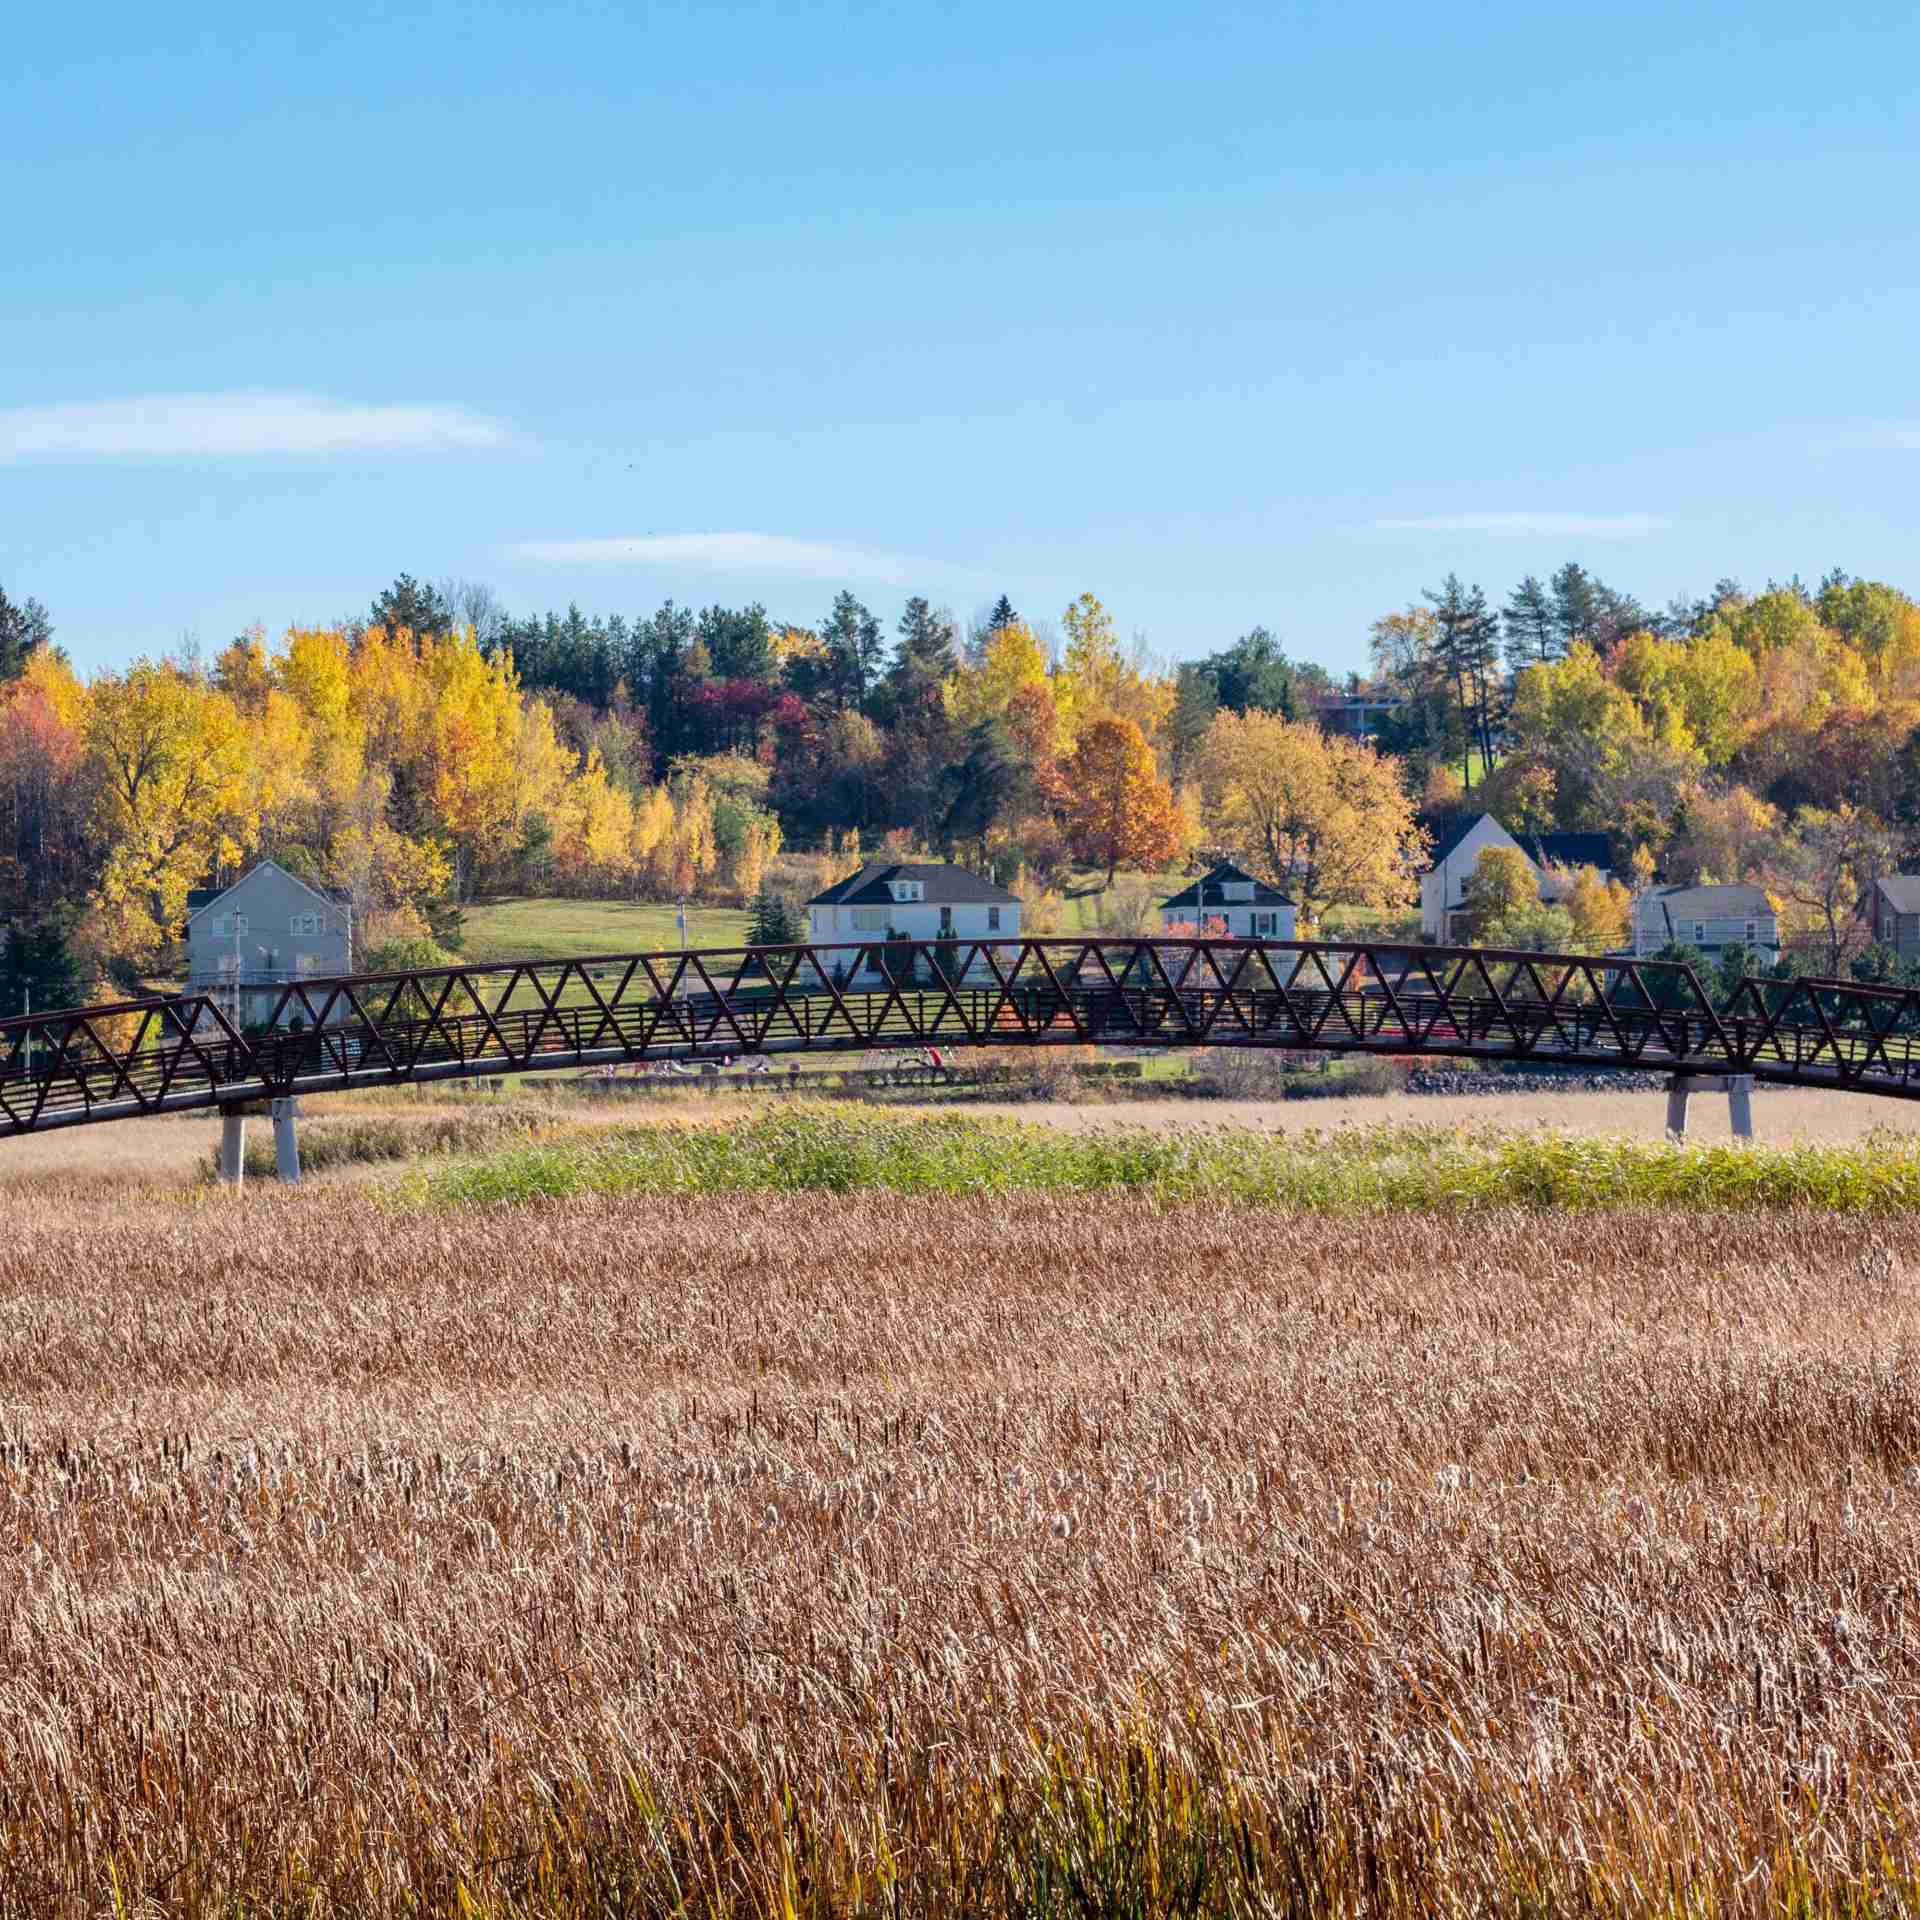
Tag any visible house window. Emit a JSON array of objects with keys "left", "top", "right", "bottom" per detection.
[
  {"left": 987, "top": 907, "right": 1001, "bottom": 931},
  {"left": 1693, "top": 922, "right": 1706, "bottom": 943},
  {"left": 939, "top": 907, "right": 954, "bottom": 935},
  {"left": 891, "top": 881, "right": 923, "bottom": 903},
  {"left": 290, "top": 911, "right": 323, "bottom": 937},
  {"left": 216, "top": 953, "right": 240, "bottom": 975},
  {"left": 1745, "top": 920, "right": 1757, "bottom": 944},
  {"left": 1253, "top": 912, "right": 1276, "bottom": 937},
  {"left": 850, "top": 907, "right": 887, "bottom": 932}
]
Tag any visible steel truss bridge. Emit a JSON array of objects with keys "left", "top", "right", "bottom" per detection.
[{"left": 4, "top": 937, "right": 1920, "bottom": 1142}]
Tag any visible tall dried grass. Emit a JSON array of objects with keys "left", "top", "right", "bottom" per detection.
[{"left": 4, "top": 1191, "right": 1920, "bottom": 1910}]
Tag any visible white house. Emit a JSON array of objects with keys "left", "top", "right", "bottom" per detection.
[
  {"left": 1631, "top": 883, "right": 1778, "bottom": 962},
  {"left": 1158, "top": 861, "right": 1296, "bottom": 939},
  {"left": 805, "top": 863, "right": 1020, "bottom": 980},
  {"left": 185, "top": 860, "right": 354, "bottom": 1026},
  {"left": 1419, "top": 814, "right": 1614, "bottom": 941}
]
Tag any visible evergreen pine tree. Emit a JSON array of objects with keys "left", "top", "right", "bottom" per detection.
[
  {"left": 369, "top": 574, "right": 454, "bottom": 638},
  {"left": 0, "top": 586, "right": 53, "bottom": 682},
  {"left": 817, "top": 592, "right": 885, "bottom": 710},
  {"left": 1502, "top": 575, "right": 1559, "bottom": 669},
  {"left": 1425, "top": 574, "right": 1502, "bottom": 791},
  {"left": 748, "top": 888, "right": 799, "bottom": 947},
  {"left": 1549, "top": 562, "right": 1601, "bottom": 652},
  {"left": 986, "top": 594, "right": 1018, "bottom": 632},
  {"left": 0, "top": 921, "right": 82, "bottom": 1017},
  {"left": 895, "top": 596, "right": 959, "bottom": 677}
]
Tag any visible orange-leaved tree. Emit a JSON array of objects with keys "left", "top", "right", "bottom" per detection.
[{"left": 1061, "top": 716, "right": 1185, "bottom": 887}]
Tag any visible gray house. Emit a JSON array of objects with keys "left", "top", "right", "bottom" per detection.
[
  {"left": 1865, "top": 876, "right": 1920, "bottom": 961},
  {"left": 1631, "top": 882, "right": 1778, "bottom": 962},
  {"left": 185, "top": 861, "right": 353, "bottom": 1026}
]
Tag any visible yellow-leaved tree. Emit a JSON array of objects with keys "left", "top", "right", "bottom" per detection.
[
  {"left": 1054, "top": 591, "right": 1175, "bottom": 755},
  {"left": 1461, "top": 846, "right": 1537, "bottom": 941},
  {"left": 553, "top": 749, "right": 639, "bottom": 894},
  {"left": 1564, "top": 865, "right": 1634, "bottom": 951},
  {"left": 1196, "top": 710, "right": 1427, "bottom": 928},
  {"left": 85, "top": 662, "right": 259, "bottom": 963},
  {"left": 328, "top": 821, "right": 454, "bottom": 960},
  {"left": 422, "top": 631, "right": 525, "bottom": 888},
  {"left": 945, "top": 621, "right": 1052, "bottom": 739}
]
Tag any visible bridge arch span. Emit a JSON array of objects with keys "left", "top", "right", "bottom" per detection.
[{"left": 2, "top": 936, "right": 1917, "bottom": 1141}]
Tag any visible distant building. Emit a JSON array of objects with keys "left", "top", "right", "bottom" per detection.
[
  {"left": 1158, "top": 861, "right": 1296, "bottom": 939},
  {"left": 185, "top": 860, "right": 353, "bottom": 1025},
  {"left": 1865, "top": 876, "right": 1920, "bottom": 962},
  {"left": 1419, "top": 813, "right": 1613, "bottom": 941},
  {"left": 1316, "top": 689, "right": 1409, "bottom": 741},
  {"left": 805, "top": 863, "right": 1019, "bottom": 979},
  {"left": 1631, "top": 883, "right": 1778, "bottom": 962}
]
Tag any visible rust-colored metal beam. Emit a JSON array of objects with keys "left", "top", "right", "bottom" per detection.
[{"left": 4, "top": 937, "right": 1920, "bottom": 1140}]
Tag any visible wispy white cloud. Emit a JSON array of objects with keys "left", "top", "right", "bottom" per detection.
[
  {"left": 1368, "top": 511, "right": 1668, "bottom": 538},
  {"left": 503, "top": 530, "right": 984, "bottom": 589},
  {"left": 0, "top": 391, "right": 512, "bottom": 460},
  {"left": 1813, "top": 422, "right": 1920, "bottom": 454}
]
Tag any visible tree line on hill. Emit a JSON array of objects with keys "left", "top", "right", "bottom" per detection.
[{"left": 4, "top": 557, "right": 1920, "bottom": 1010}]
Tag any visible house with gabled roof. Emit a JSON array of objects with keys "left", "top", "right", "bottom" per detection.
[
  {"left": 1865, "top": 876, "right": 1920, "bottom": 962},
  {"left": 1631, "top": 883, "right": 1777, "bottom": 961},
  {"left": 1158, "top": 861, "right": 1296, "bottom": 939},
  {"left": 185, "top": 860, "right": 354, "bottom": 1025},
  {"left": 805, "top": 863, "right": 1019, "bottom": 979},
  {"left": 1419, "top": 813, "right": 1615, "bottom": 941}
]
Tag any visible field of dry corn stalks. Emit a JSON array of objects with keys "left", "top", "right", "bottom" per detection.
[{"left": 6, "top": 1184, "right": 1920, "bottom": 1914}]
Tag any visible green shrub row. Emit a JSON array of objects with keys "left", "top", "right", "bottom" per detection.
[{"left": 412, "top": 1106, "right": 1920, "bottom": 1213}]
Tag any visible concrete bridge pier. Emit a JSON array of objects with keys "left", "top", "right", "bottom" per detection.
[
  {"left": 216, "top": 1100, "right": 301, "bottom": 1186},
  {"left": 218, "top": 1108, "right": 249, "bottom": 1188},
  {"left": 271, "top": 1098, "right": 301, "bottom": 1185},
  {"left": 1665, "top": 1073, "right": 1755, "bottom": 1142}
]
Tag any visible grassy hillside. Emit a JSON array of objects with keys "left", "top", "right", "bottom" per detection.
[{"left": 459, "top": 896, "right": 752, "bottom": 962}]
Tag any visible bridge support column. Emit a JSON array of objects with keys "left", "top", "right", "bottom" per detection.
[
  {"left": 271, "top": 1098, "right": 301, "bottom": 1184},
  {"left": 219, "top": 1110, "right": 247, "bottom": 1188},
  {"left": 1665, "top": 1074, "right": 1755, "bottom": 1141}
]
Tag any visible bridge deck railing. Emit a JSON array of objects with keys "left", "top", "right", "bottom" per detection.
[{"left": 7, "top": 938, "right": 1920, "bottom": 1137}]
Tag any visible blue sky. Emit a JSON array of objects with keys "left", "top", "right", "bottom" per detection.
[{"left": 8, "top": 0, "right": 1920, "bottom": 675}]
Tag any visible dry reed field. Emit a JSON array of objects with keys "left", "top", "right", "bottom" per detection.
[
  {"left": 6, "top": 1181, "right": 1920, "bottom": 1913},
  {"left": 973, "top": 1085, "right": 1920, "bottom": 1145}
]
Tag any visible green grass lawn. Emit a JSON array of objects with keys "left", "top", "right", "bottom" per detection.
[{"left": 460, "top": 897, "right": 753, "bottom": 964}]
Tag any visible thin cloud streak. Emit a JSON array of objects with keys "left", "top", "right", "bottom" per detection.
[
  {"left": 0, "top": 391, "right": 512, "bottom": 459},
  {"left": 1813, "top": 423, "right": 1920, "bottom": 454},
  {"left": 503, "top": 531, "right": 989, "bottom": 590},
  {"left": 1368, "top": 512, "right": 1668, "bottom": 538}
]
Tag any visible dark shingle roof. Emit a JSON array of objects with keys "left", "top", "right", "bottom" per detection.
[
  {"left": 1423, "top": 814, "right": 1614, "bottom": 876},
  {"left": 1160, "top": 861, "right": 1295, "bottom": 910},
  {"left": 805, "top": 862, "right": 1018, "bottom": 909},
  {"left": 1521, "top": 831, "right": 1613, "bottom": 873},
  {"left": 1877, "top": 876, "right": 1920, "bottom": 915}
]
